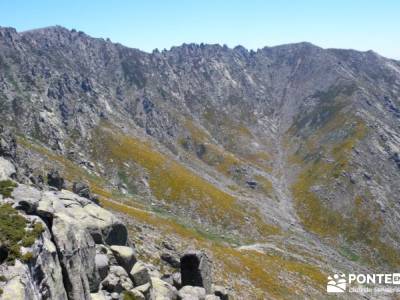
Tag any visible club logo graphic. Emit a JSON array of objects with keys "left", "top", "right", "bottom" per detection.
[{"left": 327, "top": 274, "right": 347, "bottom": 293}]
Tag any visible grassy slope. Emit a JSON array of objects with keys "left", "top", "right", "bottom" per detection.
[
  {"left": 180, "top": 119, "right": 274, "bottom": 197},
  {"left": 102, "top": 199, "right": 326, "bottom": 299},
  {"left": 89, "top": 124, "right": 278, "bottom": 238},
  {"left": 17, "top": 133, "right": 327, "bottom": 299},
  {"left": 288, "top": 85, "right": 400, "bottom": 269}
]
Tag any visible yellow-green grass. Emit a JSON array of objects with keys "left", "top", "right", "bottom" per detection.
[
  {"left": 182, "top": 119, "right": 272, "bottom": 176},
  {"left": 17, "top": 136, "right": 112, "bottom": 197},
  {"left": 102, "top": 198, "right": 326, "bottom": 299},
  {"left": 89, "top": 124, "right": 281, "bottom": 237},
  {"left": 202, "top": 108, "right": 256, "bottom": 156},
  {"left": 90, "top": 125, "right": 244, "bottom": 228},
  {"left": 19, "top": 132, "right": 279, "bottom": 239},
  {"left": 0, "top": 180, "right": 18, "bottom": 198},
  {"left": 290, "top": 115, "right": 400, "bottom": 268},
  {"left": 254, "top": 175, "right": 273, "bottom": 196},
  {"left": 243, "top": 151, "right": 273, "bottom": 173},
  {"left": 0, "top": 204, "right": 44, "bottom": 263},
  {"left": 292, "top": 119, "right": 367, "bottom": 236},
  {"left": 180, "top": 119, "right": 242, "bottom": 176},
  {"left": 16, "top": 133, "right": 323, "bottom": 298}
]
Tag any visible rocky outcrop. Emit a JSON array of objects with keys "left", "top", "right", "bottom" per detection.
[
  {"left": 9, "top": 185, "right": 132, "bottom": 299},
  {"left": 47, "top": 170, "right": 65, "bottom": 190},
  {"left": 0, "top": 23, "right": 399, "bottom": 300},
  {"left": 180, "top": 251, "right": 212, "bottom": 294},
  {"left": 0, "top": 157, "right": 15, "bottom": 181},
  {"left": 0, "top": 177, "right": 130, "bottom": 299},
  {"left": 73, "top": 182, "right": 100, "bottom": 205},
  {"left": 150, "top": 277, "right": 178, "bottom": 300},
  {"left": 101, "top": 265, "right": 133, "bottom": 294},
  {"left": 95, "top": 253, "right": 110, "bottom": 281},
  {"left": 29, "top": 216, "right": 68, "bottom": 299},
  {"left": 0, "top": 139, "right": 224, "bottom": 300},
  {"left": 178, "top": 286, "right": 206, "bottom": 300},
  {"left": 0, "top": 126, "right": 17, "bottom": 161},
  {"left": 130, "top": 261, "right": 151, "bottom": 286},
  {"left": 52, "top": 212, "right": 100, "bottom": 299},
  {"left": 11, "top": 186, "right": 129, "bottom": 246},
  {"left": 0, "top": 261, "right": 41, "bottom": 300},
  {"left": 0, "top": 209, "right": 68, "bottom": 300},
  {"left": 110, "top": 246, "right": 136, "bottom": 273},
  {"left": 160, "top": 252, "right": 180, "bottom": 269}
]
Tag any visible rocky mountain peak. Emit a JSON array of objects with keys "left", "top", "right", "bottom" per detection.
[{"left": 0, "top": 25, "right": 399, "bottom": 299}]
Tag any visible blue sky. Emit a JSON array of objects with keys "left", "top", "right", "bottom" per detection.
[{"left": 0, "top": 0, "right": 399, "bottom": 59}]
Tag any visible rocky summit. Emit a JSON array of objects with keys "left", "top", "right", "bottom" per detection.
[{"left": 0, "top": 25, "right": 399, "bottom": 299}]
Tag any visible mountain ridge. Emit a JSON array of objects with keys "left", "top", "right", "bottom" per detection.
[
  {"left": 0, "top": 25, "right": 400, "bottom": 299},
  {"left": 4, "top": 25, "right": 397, "bottom": 62}
]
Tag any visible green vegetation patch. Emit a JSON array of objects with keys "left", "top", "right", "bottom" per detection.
[
  {"left": 202, "top": 107, "right": 253, "bottom": 154},
  {"left": 181, "top": 119, "right": 272, "bottom": 176},
  {"left": 179, "top": 120, "right": 242, "bottom": 176},
  {"left": 290, "top": 112, "right": 400, "bottom": 268},
  {"left": 254, "top": 175, "right": 273, "bottom": 196},
  {"left": 291, "top": 118, "right": 367, "bottom": 236},
  {"left": 122, "top": 291, "right": 141, "bottom": 300},
  {"left": 0, "top": 180, "right": 18, "bottom": 198},
  {"left": 0, "top": 204, "right": 44, "bottom": 264},
  {"left": 90, "top": 123, "right": 280, "bottom": 239},
  {"left": 90, "top": 125, "right": 245, "bottom": 228},
  {"left": 289, "top": 84, "right": 357, "bottom": 138},
  {"left": 104, "top": 199, "right": 324, "bottom": 299}
]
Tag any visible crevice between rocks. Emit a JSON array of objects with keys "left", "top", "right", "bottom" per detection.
[{"left": 41, "top": 214, "right": 74, "bottom": 300}]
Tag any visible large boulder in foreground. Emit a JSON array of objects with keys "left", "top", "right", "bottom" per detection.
[
  {"left": 0, "top": 157, "right": 16, "bottom": 181},
  {"left": 11, "top": 185, "right": 128, "bottom": 246},
  {"left": 0, "top": 216, "right": 68, "bottom": 300},
  {"left": 180, "top": 251, "right": 212, "bottom": 294},
  {"left": 52, "top": 211, "right": 100, "bottom": 299},
  {"left": 6, "top": 183, "right": 130, "bottom": 300},
  {"left": 0, "top": 261, "right": 37, "bottom": 300}
]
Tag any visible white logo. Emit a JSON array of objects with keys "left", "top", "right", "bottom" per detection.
[{"left": 327, "top": 274, "right": 346, "bottom": 293}]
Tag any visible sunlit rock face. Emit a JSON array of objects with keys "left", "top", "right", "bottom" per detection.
[{"left": 0, "top": 25, "right": 400, "bottom": 298}]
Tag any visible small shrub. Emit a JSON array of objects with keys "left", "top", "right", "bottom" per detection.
[
  {"left": 123, "top": 291, "right": 140, "bottom": 300},
  {"left": 0, "top": 205, "right": 42, "bottom": 264},
  {"left": 7, "top": 244, "right": 22, "bottom": 263},
  {"left": 32, "top": 222, "right": 45, "bottom": 237},
  {"left": 0, "top": 275, "right": 6, "bottom": 281},
  {"left": 0, "top": 180, "right": 17, "bottom": 198},
  {"left": 21, "top": 252, "right": 34, "bottom": 263},
  {"left": 21, "top": 235, "right": 36, "bottom": 247},
  {"left": 0, "top": 204, "right": 27, "bottom": 245},
  {"left": 22, "top": 222, "right": 45, "bottom": 247}
]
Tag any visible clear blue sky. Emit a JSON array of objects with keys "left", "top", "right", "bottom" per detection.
[{"left": 0, "top": 0, "right": 399, "bottom": 59}]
